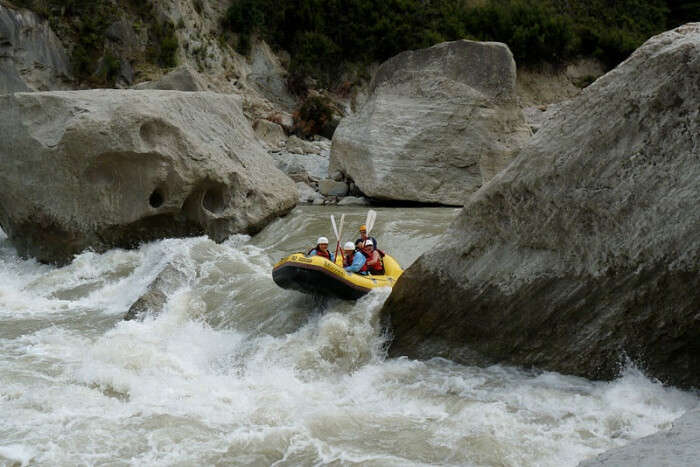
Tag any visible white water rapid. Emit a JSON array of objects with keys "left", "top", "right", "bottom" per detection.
[{"left": 1, "top": 207, "right": 697, "bottom": 466}]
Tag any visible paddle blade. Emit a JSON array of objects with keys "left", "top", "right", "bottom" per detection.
[
  {"left": 338, "top": 213, "right": 346, "bottom": 240},
  {"left": 365, "top": 209, "right": 377, "bottom": 235},
  {"left": 331, "top": 215, "right": 339, "bottom": 239}
]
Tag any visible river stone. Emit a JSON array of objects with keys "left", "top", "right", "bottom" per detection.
[
  {"left": 318, "top": 180, "right": 348, "bottom": 197},
  {"left": 329, "top": 39, "right": 531, "bottom": 206},
  {"left": 253, "top": 119, "right": 286, "bottom": 149},
  {"left": 578, "top": 408, "right": 700, "bottom": 466},
  {"left": 380, "top": 24, "right": 700, "bottom": 388},
  {"left": 0, "top": 2, "right": 72, "bottom": 92},
  {"left": 133, "top": 65, "right": 208, "bottom": 91},
  {"left": 337, "top": 196, "right": 369, "bottom": 206},
  {"left": 286, "top": 135, "right": 322, "bottom": 155},
  {"left": 296, "top": 182, "right": 323, "bottom": 204},
  {"left": 124, "top": 263, "right": 188, "bottom": 320},
  {"left": 0, "top": 90, "right": 297, "bottom": 264},
  {"left": 269, "top": 150, "right": 329, "bottom": 181}
]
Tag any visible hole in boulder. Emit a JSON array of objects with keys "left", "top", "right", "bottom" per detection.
[
  {"left": 149, "top": 189, "right": 164, "bottom": 208},
  {"left": 202, "top": 186, "right": 226, "bottom": 214}
]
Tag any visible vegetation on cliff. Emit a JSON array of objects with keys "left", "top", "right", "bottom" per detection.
[
  {"left": 10, "top": 0, "right": 178, "bottom": 85},
  {"left": 224, "top": 0, "right": 696, "bottom": 86}
]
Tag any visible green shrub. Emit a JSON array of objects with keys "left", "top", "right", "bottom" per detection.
[
  {"left": 68, "top": 3, "right": 116, "bottom": 81},
  {"left": 293, "top": 95, "right": 339, "bottom": 139},
  {"left": 159, "top": 29, "right": 179, "bottom": 67},
  {"left": 95, "top": 51, "right": 121, "bottom": 85},
  {"left": 462, "top": 1, "right": 575, "bottom": 64},
  {"left": 220, "top": 0, "right": 683, "bottom": 83},
  {"left": 193, "top": 0, "right": 203, "bottom": 15},
  {"left": 290, "top": 31, "right": 340, "bottom": 87},
  {"left": 223, "top": 0, "right": 266, "bottom": 36},
  {"left": 148, "top": 20, "right": 179, "bottom": 68}
]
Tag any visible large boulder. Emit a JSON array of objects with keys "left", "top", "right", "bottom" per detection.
[
  {"left": 329, "top": 40, "right": 531, "bottom": 206},
  {"left": 0, "top": 90, "right": 297, "bottom": 264},
  {"left": 380, "top": 24, "right": 700, "bottom": 388},
  {"left": 0, "top": 2, "right": 72, "bottom": 93}
]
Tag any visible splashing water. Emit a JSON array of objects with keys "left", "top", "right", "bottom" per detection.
[{"left": 0, "top": 207, "right": 697, "bottom": 466}]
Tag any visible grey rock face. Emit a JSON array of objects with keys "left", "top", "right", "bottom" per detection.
[
  {"left": 0, "top": 3, "right": 72, "bottom": 93},
  {"left": 330, "top": 40, "right": 531, "bottom": 206},
  {"left": 579, "top": 408, "right": 700, "bottom": 466},
  {"left": 0, "top": 90, "right": 297, "bottom": 264},
  {"left": 248, "top": 40, "right": 296, "bottom": 110},
  {"left": 380, "top": 24, "right": 700, "bottom": 389}
]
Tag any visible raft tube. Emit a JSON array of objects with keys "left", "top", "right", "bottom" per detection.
[{"left": 272, "top": 253, "right": 403, "bottom": 300}]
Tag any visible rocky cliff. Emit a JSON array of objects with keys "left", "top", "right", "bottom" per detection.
[
  {"left": 329, "top": 40, "right": 531, "bottom": 206},
  {"left": 0, "top": 1, "right": 72, "bottom": 92},
  {"left": 380, "top": 24, "right": 700, "bottom": 389},
  {"left": 0, "top": 0, "right": 297, "bottom": 122},
  {"left": 0, "top": 90, "right": 297, "bottom": 264}
]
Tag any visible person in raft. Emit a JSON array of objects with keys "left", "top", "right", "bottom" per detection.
[
  {"left": 355, "top": 225, "right": 378, "bottom": 250},
  {"left": 307, "top": 236, "right": 334, "bottom": 261},
  {"left": 343, "top": 241, "right": 366, "bottom": 273},
  {"left": 360, "top": 239, "right": 384, "bottom": 275}
]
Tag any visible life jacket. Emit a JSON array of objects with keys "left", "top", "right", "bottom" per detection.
[
  {"left": 358, "top": 250, "right": 369, "bottom": 273},
  {"left": 360, "top": 249, "right": 383, "bottom": 274},
  {"left": 308, "top": 245, "right": 331, "bottom": 260}
]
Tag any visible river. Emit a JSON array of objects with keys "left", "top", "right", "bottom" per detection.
[{"left": 0, "top": 206, "right": 697, "bottom": 466}]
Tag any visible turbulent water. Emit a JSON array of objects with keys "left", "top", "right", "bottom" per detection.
[{"left": 0, "top": 206, "right": 697, "bottom": 466}]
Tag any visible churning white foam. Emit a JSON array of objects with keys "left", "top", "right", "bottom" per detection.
[{"left": 0, "top": 211, "right": 697, "bottom": 466}]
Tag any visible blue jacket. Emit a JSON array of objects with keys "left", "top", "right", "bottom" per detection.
[
  {"left": 344, "top": 251, "right": 366, "bottom": 273},
  {"left": 309, "top": 249, "right": 334, "bottom": 262}
]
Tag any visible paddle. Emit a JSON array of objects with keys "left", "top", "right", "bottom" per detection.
[
  {"left": 365, "top": 209, "right": 377, "bottom": 236},
  {"left": 331, "top": 213, "right": 345, "bottom": 262}
]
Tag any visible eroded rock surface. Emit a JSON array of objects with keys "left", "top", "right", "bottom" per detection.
[
  {"left": 380, "top": 24, "right": 700, "bottom": 389},
  {"left": 0, "top": 90, "right": 297, "bottom": 264},
  {"left": 0, "top": 2, "right": 72, "bottom": 92},
  {"left": 330, "top": 40, "right": 531, "bottom": 205}
]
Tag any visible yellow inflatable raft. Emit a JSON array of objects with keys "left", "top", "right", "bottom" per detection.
[{"left": 272, "top": 253, "right": 403, "bottom": 300}]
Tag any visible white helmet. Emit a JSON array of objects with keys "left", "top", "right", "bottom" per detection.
[
  {"left": 343, "top": 241, "right": 355, "bottom": 250},
  {"left": 364, "top": 239, "right": 374, "bottom": 248},
  {"left": 317, "top": 236, "right": 329, "bottom": 245}
]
